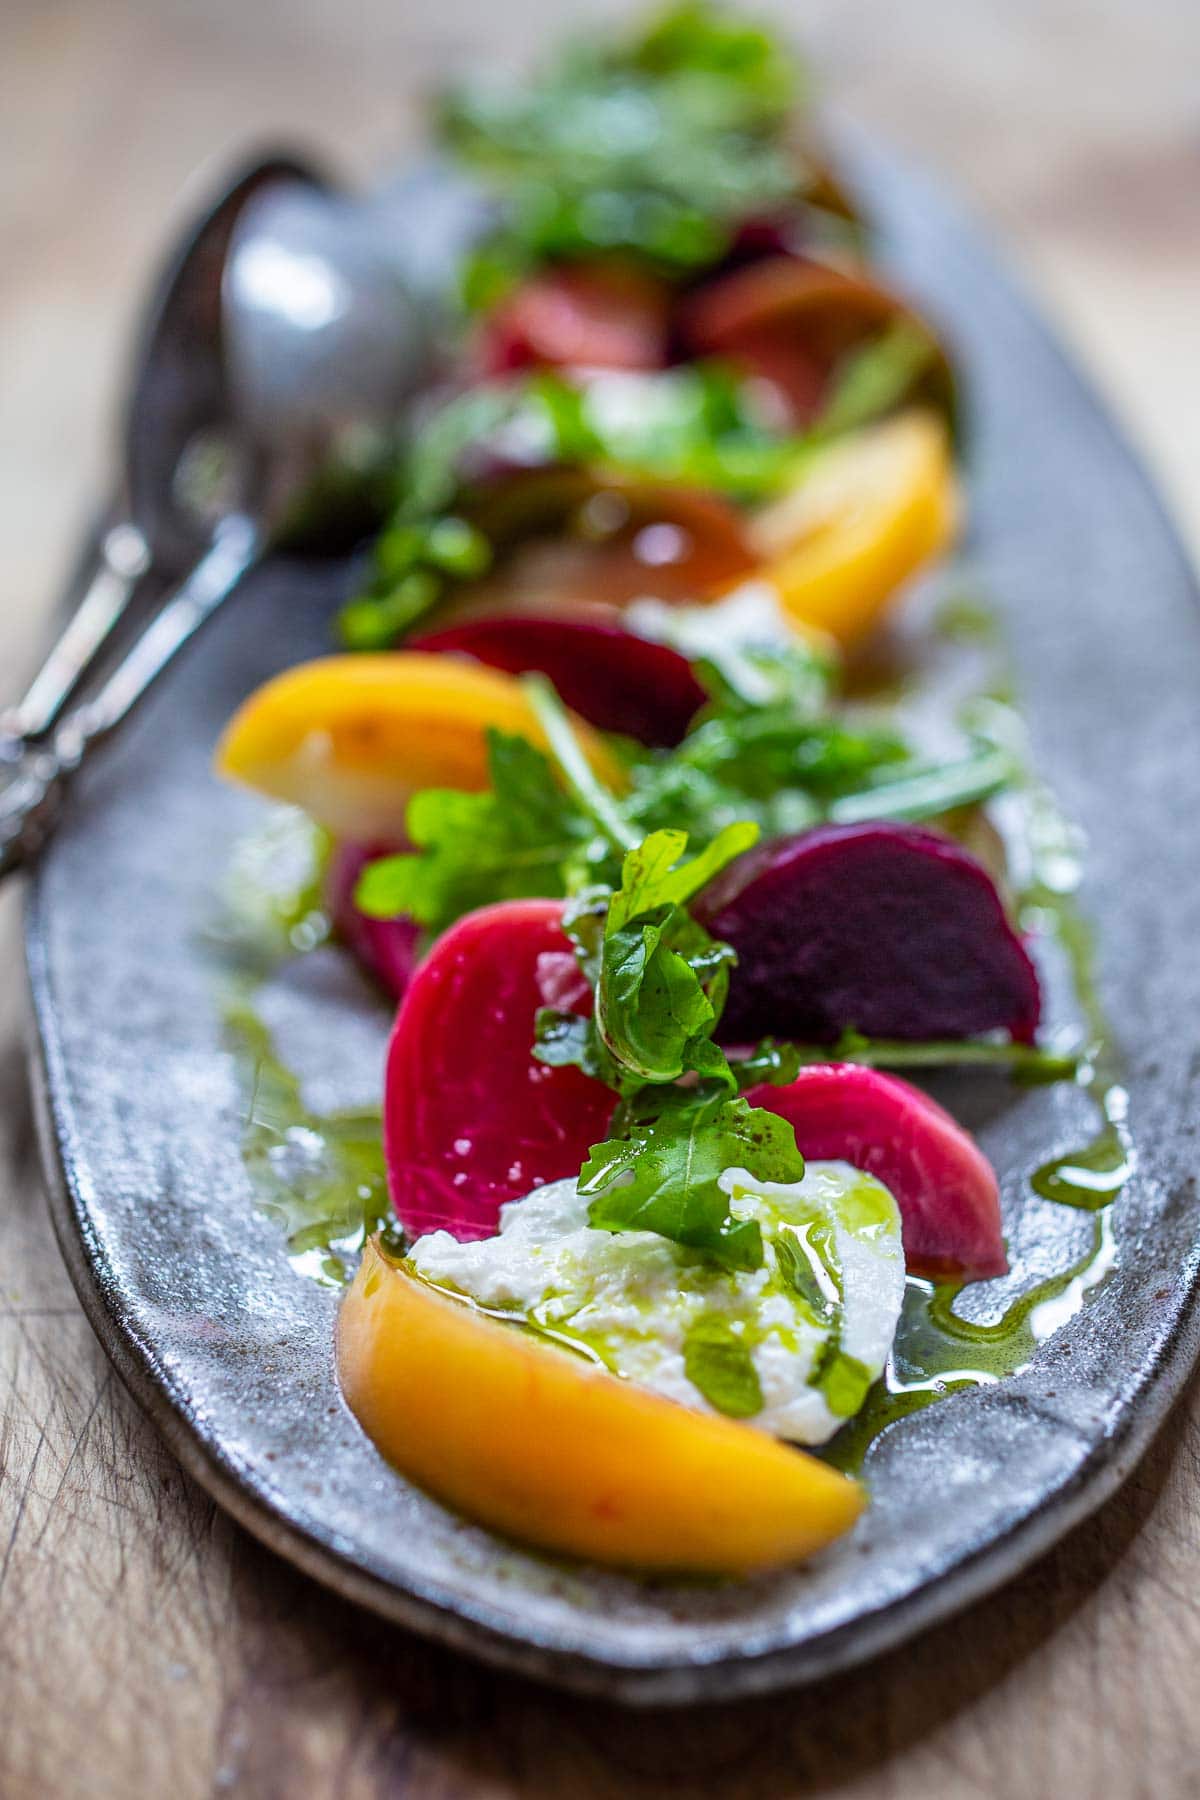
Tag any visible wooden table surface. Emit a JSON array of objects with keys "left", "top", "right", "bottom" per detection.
[{"left": 3, "top": 3, "right": 1199, "bottom": 1794}]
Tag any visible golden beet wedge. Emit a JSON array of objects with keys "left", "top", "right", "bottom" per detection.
[
  {"left": 216, "top": 652, "right": 624, "bottom": 840},
  {"left": 338, "top": 1239, "right": 865, "bottom": 1575},
  {"left": 748, "top": 409, "right": 960, "bottom": 647}
]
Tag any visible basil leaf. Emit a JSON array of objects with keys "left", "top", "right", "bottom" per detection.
[
  {"left": 683, "top": 1314, "right": 764, "bottom": 1418},
  {"left": 818, "top": 1352, "right": 874, "bottom": 1420}
]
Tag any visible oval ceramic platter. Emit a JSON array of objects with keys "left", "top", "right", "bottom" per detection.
[{"left": 24, "top": 132, "right": 1200, "bottom": 1705}]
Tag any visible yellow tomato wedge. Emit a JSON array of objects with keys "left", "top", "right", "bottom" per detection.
[
  {"left": 747, "top": 409, "right": 960, "bottom": 647},
  {"left": 216, "top": 652, "right": 624, "bottom": 840},
  {"left": 338, "top": 1240, "right": 864, "bottom": 1575}
]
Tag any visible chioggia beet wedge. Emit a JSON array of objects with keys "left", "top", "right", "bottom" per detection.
[
  {"left": 338, "top": 1240, "right": 865, "bottom": 1573},
  {"left": 747, "top": 1063, "right": 1007, "bottom": 1279},
  {"left": 384, "top": 899, "right": 615, "bottom": 1240}
]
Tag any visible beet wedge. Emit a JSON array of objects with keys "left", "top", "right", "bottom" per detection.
[
  {"left": 412, "top": 607, "right": 706, "bottom": 747},
  {"left": 695, "top": 821, "right": 1041, "bottom": 1047},
  {"left": 747, "top": 1063, "right": 1006, "bottom": 1279},
  {"left": 326, "top": 842, "right": 421, "bottom": 1002},
  {"left": 384, "top": 900, "right": 615, "bottom": 1242}
]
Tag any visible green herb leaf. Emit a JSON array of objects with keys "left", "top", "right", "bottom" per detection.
[
  {"left": 730, "top": 1038, "right": 802, "bottom": 1089},
  {"left": 818, "top": 1351, "right": 874, "bottom": 1419},
  {"left": 355, "top": 730, "right": 593, "bottom": 934},
  {"left": 682, "top": 1313, "right": 764, "bottom": 1417},
  {"left": 439, "top": 2, "right": 809, "bottom": 278},
  {"left": 582, "top": 1084, "right": 804, "bottom": 1270},
  {"left": 594, "top": 824, "right": 754, "bottom": 1084}
]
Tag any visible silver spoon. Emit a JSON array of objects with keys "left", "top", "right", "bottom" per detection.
[{"left": 0, "top": 149, "right": 442, "bottom": 877}]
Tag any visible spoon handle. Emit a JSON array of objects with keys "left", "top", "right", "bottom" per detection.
[
  {"left": 1, "top": 521, "right": 152, "bottom": 742},
  {"left": 0, "top": 514, "right": 261, "bottom": 878}
]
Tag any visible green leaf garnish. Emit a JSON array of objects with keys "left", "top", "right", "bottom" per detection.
[
  {"left": 682, "top": 1313, "right": 764, "bottom": 1417},
  {"left": 355, "top": 730, "right": 595, "bottom": 934},
  {"left": 581, "top": 1083, "right": 803, "bottom": 1271},
  {"left": 789, "top": 1027, "right": 1079, "bottom": 1085},
  {"left": 440, "top": 2, "right": 809, "bottom": 280}
]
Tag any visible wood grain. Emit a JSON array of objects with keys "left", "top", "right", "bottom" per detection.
[{"left": 3, "top": 3, "right": 1200, "bottom": 1794}]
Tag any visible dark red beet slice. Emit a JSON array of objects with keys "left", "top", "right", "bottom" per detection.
[
  {"left": 384, "top": 899, "right": 615, "bottom": 1241},
  {"left": 696, "top": 822, "right": 1041, "bottom": 1046},
  {"left": 411, "top": 608, "right": 707, "bottom": 747},
  {"left": 326, "top": 842, "right": 421, "bottom": 1001},
  {"left": 747, "top": 1063, "right": 1007, "bottom": 1278}
]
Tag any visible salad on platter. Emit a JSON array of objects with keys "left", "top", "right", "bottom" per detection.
[{"left": 215, "top": 3, "right": 1127, "bottom": 1577}]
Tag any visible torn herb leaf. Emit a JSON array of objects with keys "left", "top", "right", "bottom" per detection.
[
  {"left": 683, "top": 1313, "right": 764, "bottom": 1417},
  {"left": 355, "top": 730, "right": 596, "bottom": 935},
  {"left": 582, "top": 1084, "right": 804, "bottom": 1271}
]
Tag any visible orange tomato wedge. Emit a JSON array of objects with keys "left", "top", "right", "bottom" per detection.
[
  {"left": 746, "top": 410, "right": 960, "bottom": 647},
  {"left": 216, "top": 652, "right": 624, "bottom": 840},
  {"left": 338, "top": 1240, "right": 864, "bottom": 1575}
]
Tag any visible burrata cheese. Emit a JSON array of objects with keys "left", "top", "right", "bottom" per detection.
[{"left": 408, "top": 1159, "right": 905, "bottom": 1444}]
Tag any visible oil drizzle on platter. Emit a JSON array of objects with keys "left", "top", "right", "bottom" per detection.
[
  {"left": 823, "top": 660, "right": 1133, "bottom": 1473},
  {"left": 225, "top": 998, "right": 389, "bottom": 1288}
]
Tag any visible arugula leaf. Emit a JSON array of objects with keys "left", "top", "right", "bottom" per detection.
[
  {"left": 590, "top": 824, "right": 754, "bottom": 1084},
  {"left": 532, "top": 1008, "right": 617, "bottom": 1083},
  {"left": 581, "top": 1083, "right": 803, "bottom": 1270},
  {"left": 440, "top": 3, "right": 808, "bottom": 280},
  {"left": 786, "top": 1027, "right": 1079, "bottom": 1085},
  {"left": 355, "top": 730, "right": 594, "bottom": 933},
  {"left": 682, "top": 1313, "right": 764, "bottom": 1417},
  {"left": 730, "top": 1038, "right": 802, "bottom": 1089},
  {"left": 607, "top": 821, "right": 759, "bottom": 928}
]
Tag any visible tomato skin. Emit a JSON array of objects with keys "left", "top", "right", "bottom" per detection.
[
  {"left": 747, "top": 1063, "right": 1007, "bottom": 1280},
  {"left": 384, "top": 900, "right": 614, "bottom": 1242},
  {"left": 479, "top": 263, "right": 671, "bottom": 374},
  {"left": 412, "top": 606, "right": 706, "bottom": 747}
]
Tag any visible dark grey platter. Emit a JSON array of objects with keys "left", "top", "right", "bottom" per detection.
[{"left": 24, "top": 134, "right": 1200, "bottom": 1705}]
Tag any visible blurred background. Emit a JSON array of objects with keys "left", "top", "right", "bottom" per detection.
[{"left": 3, "top": 0, "right": 1198, "bottom": 684}]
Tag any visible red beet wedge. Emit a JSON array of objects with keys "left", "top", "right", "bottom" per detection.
[
  {"left": 326, "top": 842, "right": 421, "bottom": 1002},
  {"left": 412, "top": 607, "right": 707, "bottom": 747},
  {"left": 384, "top": 899, "right": 615, "bottom": 1242},
  {"left": 695, "top": 821, "right": 1041, "bottom": 1046},
  {"left": 748, "top": 1063, "right": 1007, "bottom": 1279}
]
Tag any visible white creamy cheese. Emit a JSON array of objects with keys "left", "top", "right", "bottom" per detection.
[{"left": 408, "top": 1160, "right": 905, "bottom": 1444}]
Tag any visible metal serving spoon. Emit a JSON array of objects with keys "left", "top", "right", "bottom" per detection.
[{"left": 0, "top": 149, "right": 448, "bottom": 877}]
